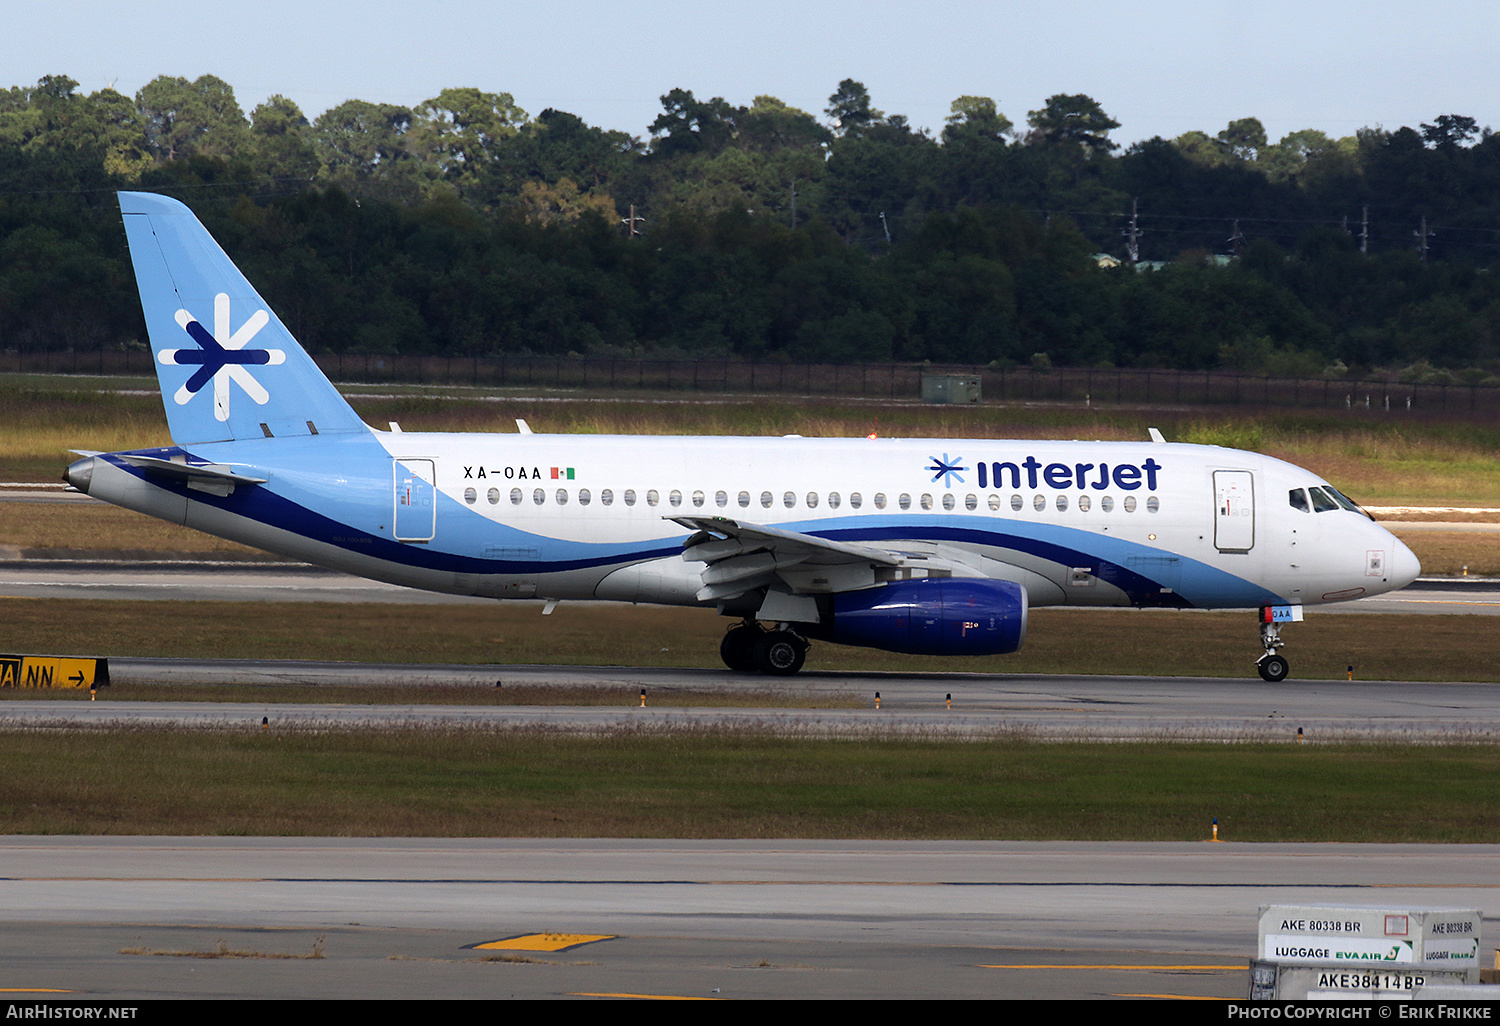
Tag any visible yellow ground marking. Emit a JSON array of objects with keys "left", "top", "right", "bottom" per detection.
[
  {"left": 470, "top": 933, "right": 614, "bottom": 952},
  {"left": 1114, "top": 994, "right": 1234, "bottom": 1001},
  {"left": 569, "top": 993, "right": 719, "bottom": 1000},
  {"left": 980, "top": 964, "right": 1240, "bottom": 971},
  {"left": 0, "top": 989, "right": 72, "bottom": 993}
]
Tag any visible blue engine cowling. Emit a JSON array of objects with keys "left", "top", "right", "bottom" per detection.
[{"left": 810, "top": 578, "right": 1028, "bottom": 656}]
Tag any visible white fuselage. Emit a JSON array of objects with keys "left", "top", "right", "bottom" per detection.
[{"left": 77, "top": 431, "right": 1421, "bottom": 614}]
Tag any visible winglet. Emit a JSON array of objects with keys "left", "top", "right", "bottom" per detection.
[{"left": 1148, "top": 427, "right": 1166, "bottom": 443}]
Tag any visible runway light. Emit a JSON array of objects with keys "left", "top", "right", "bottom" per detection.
[
  {"left": 874, "top": 691, "right": 881, "bottom": 710},
  {"left": 640, "top": 688, "right": 646, "bottom": 708},
  {"left": 1210, "top": 816, "right": 1222, "bottom": 843}
]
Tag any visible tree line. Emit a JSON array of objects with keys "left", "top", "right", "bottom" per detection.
[{"left": 2, "top": 73, "right": 1499, "bottom": 384}]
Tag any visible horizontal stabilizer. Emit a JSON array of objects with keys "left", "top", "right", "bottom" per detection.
[{"left": 115, "top": 453, "right": 267, "bottom": 496}]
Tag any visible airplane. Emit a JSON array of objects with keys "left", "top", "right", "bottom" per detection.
[{"left": 63, "top": 191, "right": 1422, "bottom": 682}]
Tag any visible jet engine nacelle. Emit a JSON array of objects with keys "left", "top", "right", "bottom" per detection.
[{"left": 813, "top": 578, "right": 1028, "bottom": 656}]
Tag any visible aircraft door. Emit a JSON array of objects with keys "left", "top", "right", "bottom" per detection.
[
  {"left": 1213, "top": 470, "right": 1255, "bottom": 553},
  {"left": 394, "top": 458, "right": 436, "bottom": 542}
]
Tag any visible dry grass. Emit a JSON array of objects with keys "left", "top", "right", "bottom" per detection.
[
  {"left": 0, "top": 501, "right": 262, "bottom": 555},
  {"left": 6, "top": 379, "right": 1498, "bottom": 502},
  {"left": 1387, "top": 530, "right": 1500, "bottom": 576}
]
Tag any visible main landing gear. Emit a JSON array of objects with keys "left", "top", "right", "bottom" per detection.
[
  {"left": 1256, "top": 608, "right": 1290, "bottom": 682},
  {"left": 721, "top": 620, "right": 808, "bottom": 676}
]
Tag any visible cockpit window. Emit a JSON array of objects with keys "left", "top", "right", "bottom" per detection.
[
  {"left": 1288, "top": 488, "right": 1310, "bottom": 513},
  {"left": 1308, "top": 486, "right": 1340, "bottom": 513},
  {"left": 1325, "top": 486, "right": 1366, "bottom": 515}
]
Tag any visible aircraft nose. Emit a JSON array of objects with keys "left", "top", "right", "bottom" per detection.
[
  {"left": 65, "top": 456, "right": 95, "bottom": 494},
  {"left": 1389, "top": 535, "right": 1421, "bottom": 589}
]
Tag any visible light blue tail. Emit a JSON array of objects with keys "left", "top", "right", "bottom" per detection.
[{"left": 119, "top": 191, "right": 368, "bottom": 445}]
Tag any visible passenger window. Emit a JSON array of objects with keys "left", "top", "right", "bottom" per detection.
[
  {"left": 488, "top": 487, "right": 501, "bottom": 505},
  {"left": 691, "top": 490, "right": 705, "bottom": 507},
  {"left": 849, "top": 492, "right": 862, "bottom": 509},
  {"left": 464, "top": 487, "right": 477, "bottom": 505},
  {"left": 1010, "top": 494, "right": 1023, "bottom": 511},
  {"left": 533, "top": 488, "right": 546, "bottom": 505},
  {"left": 1078, "top": 495, "right": 1091, "bottom": 512},
  {"left": 873, "top": 493, "right": 887, "bottom": 509},
  {"left": 828, "top": 492, "right": 841, "bottom": 509},
  {"left": 623, "top": 488, "right": 637, "bottom": 507},
  {"left": 669, "top": 489, "right": 682, "bottom": 507},
  {"left": 988, "top": 494, "right": 1001, "bottom": 511},
  {"left": 1033, "top": 495, "right": 1046, "bottom": 511},
  {"left": 556, "top": 489, "right": 569, "bottom": 505},
  {"left": 1101, "top": 495, "right": 1114, "bottom": 512},
  {"left": 1289, "top": 488, "right": 1310, "bottom": 513},
  {"left": 601, "top": 489, "right": 614, "bottom": 506},
  {"left": 738, "top": 490, "right": 750, "bottom": 508},
  {"left": 806, "top": 492, "right": 819, "bottom": 508},
  {"left": 578, "top": 488, "right": 591, "bottom": 506},
  {"left": 920, "top": 494, "right": 933, "bottom": 510},
  {"left": 783, "top": 491, "right": 797, "bottom": 508},
  {"left": 965, "top": 494, "right": 977, "bottom": 511},
  {"left": 898, "top": 493, "right": 911, "bottom": 510},
  {"left": 510, "top": 487, "right": 523, "bottom": 505},
  {"left": 761, "top": 491, "right": 773, "bottom": 508},
  {"left": 1056, "top": 495, "right": 1069, "bottom": 512},
  {"left": 646, "top": 489, "right": 660, "bottom": 507},
  {"left": 942, "top": 493, "right": 956, "bottom": 511},
  {"left": 1146, "top": 496, "right": 1159, "bottom": 513},
  {"left": 1124, "top": 495, "right": 1137, "bottom": 512},
  {"left": 714, "top": 490, "right": 726, "bottom": 508}
]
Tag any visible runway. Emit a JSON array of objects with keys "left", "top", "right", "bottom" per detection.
[
  {"left": 3, "top": 837, "right": 1497, "bottom": 1000},
  {"left": 8, "top": 662, "right": 1500, "bottom": 740}
]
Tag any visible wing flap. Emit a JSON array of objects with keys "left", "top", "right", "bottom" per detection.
[{"left": 669, "top": 515, "right": 904, "bottom": 605}]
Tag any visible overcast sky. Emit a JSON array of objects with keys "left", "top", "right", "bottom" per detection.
[{"left": 9, "top": 1, "right": 1498, "bottom": 146}]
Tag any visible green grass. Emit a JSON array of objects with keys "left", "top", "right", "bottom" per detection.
[
  {"left": 3, "top": 599, "right": 1498, "bottom": 681},
  {"left": 2, "top": 728, "right": 1497, "bottom": 840}
]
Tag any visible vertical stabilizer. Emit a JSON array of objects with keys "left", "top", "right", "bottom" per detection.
[{"left": 119, "top": 191, "right": 368, "bottom": 444}]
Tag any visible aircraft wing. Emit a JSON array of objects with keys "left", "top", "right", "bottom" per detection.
[{"left": 669, "top": 515, "right": 914, "bottom": 604}]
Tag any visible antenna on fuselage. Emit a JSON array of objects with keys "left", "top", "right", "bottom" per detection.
[
  {"left": 1148, "top": 427, "right": 1165, "bottom": 443},
  {"left": 516, "top": 419, "right": 533, "bottom": 434}
]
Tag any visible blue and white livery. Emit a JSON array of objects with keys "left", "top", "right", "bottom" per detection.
[{"left": 65, "top": 192, "right": 1422, "bottom": 680}]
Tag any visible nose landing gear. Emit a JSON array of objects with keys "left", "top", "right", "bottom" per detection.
[{"left": 1255, "top": 605, "right": 1295, "bottom": 682}]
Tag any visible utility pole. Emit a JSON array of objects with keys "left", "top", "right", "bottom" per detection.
[
  {"left": 1121, "top": 197, "right": 1143, "bottom": 264},
  {"left": 1227, "top": 219, "right": 1245, "bottom": 256},
  {"left": 621, "top": 204, "right": 645, "bottom": 239},
  {"left": 1414, "top": 216, "right": 1435, "bottom": 263}
]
